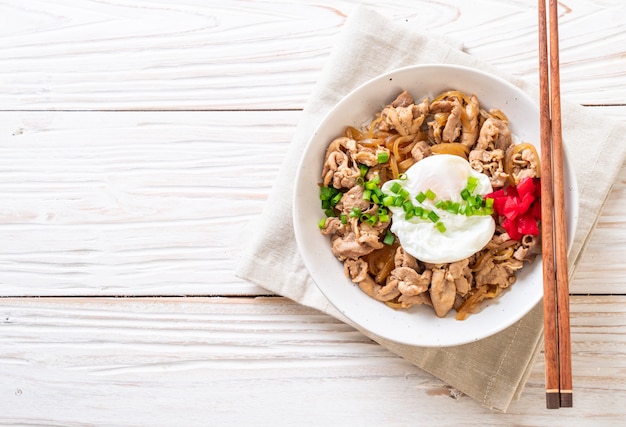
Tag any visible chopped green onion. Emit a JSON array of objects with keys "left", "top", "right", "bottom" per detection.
[
  {"left": 362, "top": 189, "right": 372, "bottom": 201},
  {"left": 399, "top": 188, "right": 410, "bottom": 200},
  {"left": 405, "top": 209, "right": 415, "bottom": 220},
  {"left": 414, "top": 206, "right": 424, "bottom": 217},
  {"left": 365, "top": 175, "right": 380, "bottom": 190},
  {"left": 320, "top": 186, "right": 340, "bottom": 208},
  {"left": 377, "top": 152, "right": 389, "bottom": 163},
  {"left": 427, "top": 210, "right": 440, "bottom": 223},
  {"left": 383, "top": 231, "right": 395, "bottom": 245},
  {"left": 359, "top": 164, "right": 369, "bottom": 178},
  {"left": 340, "top": 214, "right": 348, "bottom": 224},
  {"left": 393, "top": 197, "right": 404, "bottom": 207},
  {"left": 435, "top": 200, "right": 446, "bottom": 210},
  {"left": 447, "top": 201, "right": 460, "bottom": 214},
  {"left": 389, "top": 182, "right": 402, "bottom": 194},
  {"left": 382, "top": 196, "right": 396, "bottom": 206},
  {"left": 415, "top": 192, "right": 427, "bottom": 203},
  {"left": 358, "top": 212, "right": 379, "bottom": 225},
  {"left": 379, "top": 214, "right": 389, "bottom": 223},
  {"left": 460, "top": 188, "right": 470, "bottom": 200},
  {"left": 466, "top": 176, "right": 478, "bottom": 193},
  {"left": 318, "top": 218, "right": 327, "bottom": 229},
  {"left": 397, "top": 173, "right": 408, "bottom": 180},
  {"left": 324, "top": 209, "right": 335, "bottom": 217},
  {"left": 371, "top": 193, "right": 380, "bottom": 204},
  {"left": 350, "top": 207, "right": 361, "bottom": 218},
  {"left": 425, "top": 189, "right": 436, "bottom": 200},
  {"left": 435, "top": 222, "right": 446, "bottom": 233},
  {"left": 319, "top": 186, "right": 332, "bottom": 200},
  {"left": 485, "top": 197, "right": 494, "bottom": 208},
  {"left": 402, "top": 200, "right": 414, "bottom": 213},
  {"left": 484, "top": 206, "right": 494, "bottom": 216}
]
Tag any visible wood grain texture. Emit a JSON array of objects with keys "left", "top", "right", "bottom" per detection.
[
  {"left": 0, "top": 296, "right": 624, "bottom": 426},
  {"left": 0, "top": 0, "right": 625, "bottom": 422},
  {"left": 0, "top": 110, "right": 296, "bottom": 296},
  {"left": 1, "top": 0, "right": 624, "bottom": 110},
  {"left": 0, "top": 110, "right": 623, "bottom": 296}
]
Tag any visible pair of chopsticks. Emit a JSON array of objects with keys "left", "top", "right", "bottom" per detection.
[{"left": 538, "top": 0, "right": 572, "bottom": 409}]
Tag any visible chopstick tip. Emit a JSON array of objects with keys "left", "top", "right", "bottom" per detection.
[
  {"left": 546, "top": 392, "right": 560, "bottom": 409},
  {"left": 560, "top": 391, "right": 573, "bottom": 408}
]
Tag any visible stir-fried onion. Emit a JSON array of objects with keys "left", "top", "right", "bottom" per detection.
[
  {"left": 505, "top": 142, "right": 541, "bottom": 185},
  {"left": 430, "top": 142, "right": 470, "bottom": 159}
]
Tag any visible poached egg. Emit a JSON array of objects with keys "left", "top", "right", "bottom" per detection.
[{"left": 381, "top": 154, "right": 495, "bottom": 264}]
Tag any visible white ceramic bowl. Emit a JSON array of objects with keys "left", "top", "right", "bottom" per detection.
[{"left": 293, "top": 64, "right": 578, "bottom": 347}]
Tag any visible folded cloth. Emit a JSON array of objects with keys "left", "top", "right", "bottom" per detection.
[{"left": 235, "top": 6, "right": 626, "bottom": 411}]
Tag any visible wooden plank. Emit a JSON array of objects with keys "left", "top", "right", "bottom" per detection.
[
  {"left": 1, "top": 0, "right": 624, "bottom": 111},
  {"left": 0, "top": 109, "right": 624, "bottom": 296},
  {"left": 0, "top": 110, "right": 296, "bottom": 296},
  {"left": 0, "top": 295, "right": 624, "bottom": 424}
]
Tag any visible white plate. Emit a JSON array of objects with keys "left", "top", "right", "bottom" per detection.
[{"left": 293, "top": 64, "right": 578, "bottom": 347}]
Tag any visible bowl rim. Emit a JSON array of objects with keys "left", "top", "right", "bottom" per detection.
[{"left": 293, "top": 63, "right": 578, "bottom": 347}]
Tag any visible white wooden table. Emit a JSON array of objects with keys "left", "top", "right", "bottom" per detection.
[{"left": 1, "top": 1, "right": 625, "bottom": 425}]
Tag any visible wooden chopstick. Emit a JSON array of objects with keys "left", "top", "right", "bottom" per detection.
[
  {"left": 538, "top": 0, "right": 573, "bottom": 409},
  {"left": 538, "top": 0, "right": 559, "bottom": 410},
  {"left": 548, "top": 0, "right": 573, "bottom": 408}
]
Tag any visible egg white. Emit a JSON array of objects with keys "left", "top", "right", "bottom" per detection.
[{"left": 381, "top": 154, "right": 495, "bottom": 264}]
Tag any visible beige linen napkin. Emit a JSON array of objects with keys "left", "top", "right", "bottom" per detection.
[{"left": 236, "top": 6, "right": 626, "bottom": 411}]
